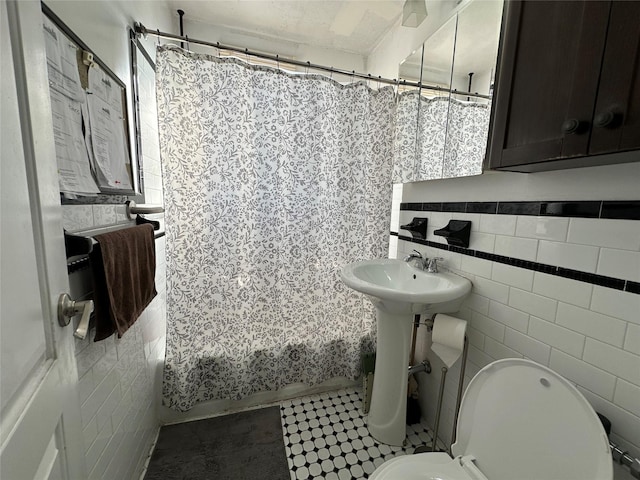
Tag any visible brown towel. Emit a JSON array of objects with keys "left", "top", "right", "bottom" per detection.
[{"left": 91, "top": 224, "right": 157, "bottom": 341}]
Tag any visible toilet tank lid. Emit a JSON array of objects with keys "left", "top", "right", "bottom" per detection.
[{"left": 451, "top": 359, "right": 612, "bottom": 480}]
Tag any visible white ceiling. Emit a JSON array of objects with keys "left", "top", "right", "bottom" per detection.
[{"left": 167, "top": 0, "right": 406, "bottom": 57}]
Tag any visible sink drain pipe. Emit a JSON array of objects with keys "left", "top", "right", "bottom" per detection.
[
  {"left": 408, "top": 360, "right": 431, "bottom": 376},
  {"left": 409, "top": 314, "right": 436, "bottom": 367}
]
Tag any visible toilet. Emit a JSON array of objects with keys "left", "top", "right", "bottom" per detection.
[{"left": 370, "top": 358, "right": 612, "bottom": 480}]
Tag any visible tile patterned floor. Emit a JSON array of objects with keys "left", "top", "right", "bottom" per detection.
[{"left": 280, "top": 387, "right": 434, "bottom": 480}]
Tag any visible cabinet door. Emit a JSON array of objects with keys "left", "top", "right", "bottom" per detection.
[
  {"left": 489, "top": 1, "right": 610, "bottom": 170},
  {"left": 589, "top": 1, "right": 640, "bottom": 155}
]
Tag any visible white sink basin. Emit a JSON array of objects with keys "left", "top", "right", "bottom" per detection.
[
  {"left": 339, "top": 258, "right": 471, "bottom": 447},
  {"left": 339, "top": 258, "right": 471, "bottom": 314}
]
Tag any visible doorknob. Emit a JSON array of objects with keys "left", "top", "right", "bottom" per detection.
[{"left": 57, "top": 293, "right": 94, "bottom": 340}]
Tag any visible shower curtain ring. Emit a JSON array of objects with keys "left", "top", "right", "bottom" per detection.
[
  {"left": 185, "top": 35, "right": 190, "bottom": 51},
  {"left": 352, "top": 70, "right": 355, "bottom": 83},
  {"left": 330, "top": 67, "right": 333, "bottom": 80},
  {"left": 306, "top": 61, "right": 310, "bottom": 75},
  {"left": 245, "top": 48, "right": 249, "bottom": 63},
  {"left": 276, "top": 54, "right": 279, "bottom": 70},
  {"left": 156, "top": 29, "right": 160, "bottom": 46},
  {"left": 216, "top": 41, "right": 220, "bottom": 57}
]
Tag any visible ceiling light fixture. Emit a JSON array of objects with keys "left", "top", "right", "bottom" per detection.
[{"left": 402, "top": 0, "right": 428, "bottom": 28}]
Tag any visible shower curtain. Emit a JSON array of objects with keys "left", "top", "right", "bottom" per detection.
[
  {"left": 392, "top": 95, "right": 490, "bottom": 182},
  {"left": 442, "top": 99, "right": 490, "bottom": 178},
  {"left": 416, "top": 96, "right": 451, "bottom": 180},
  {"left": 392, "top": 91, "right": 420, "bottom": 183},
  {"left": 155, "top": 45, "right": 396, "bottom": 411}
]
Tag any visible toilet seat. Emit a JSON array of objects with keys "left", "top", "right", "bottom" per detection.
[
  {"left": 370, "top": 359, "right": 612, "bottom": 480},
  {"left": 370, "top": 452, "right": 488, "bottom": 480}
]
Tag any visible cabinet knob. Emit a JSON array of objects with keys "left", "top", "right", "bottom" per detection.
[
  {"left": 594, "top": 110, "right": 618, "bottom": 128},
  {"left": 561, "top": 118, "right": 583, "bottom": 135}
]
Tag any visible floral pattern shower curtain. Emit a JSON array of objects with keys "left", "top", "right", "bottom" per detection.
[
  {"left": 416, "top": 96, "right": 450, "bottom": 180},
  {"left": 155, "top": 45, "right": 395, "bottom": 411},
  {"left": 442, "top": 99, "right": 490, "bottom": 178},
  {"left": 392, "top": 91, "right": 420, "bottom": 183},
  {"left": 392, "top": 95, "right": 491, "bottom": 182}
]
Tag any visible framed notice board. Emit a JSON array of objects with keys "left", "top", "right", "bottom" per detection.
[{"left": 42, "top": 2, "right": 142, "bottom": 204}]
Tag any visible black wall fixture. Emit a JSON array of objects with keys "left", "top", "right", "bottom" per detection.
[
  {"left": 434, "top": 220, "right": 471, "bottom": 248},
  {"left": 400, "top": 217, "right": 428, "bottom": 240}
]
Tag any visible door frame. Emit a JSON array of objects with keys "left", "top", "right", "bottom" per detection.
[{"left": 1, "top": 0, "right": 86, "bottom": 477}]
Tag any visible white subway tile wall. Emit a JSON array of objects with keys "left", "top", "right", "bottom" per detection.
[
  {"left": 388, "top": 184, "right": 403, "bottom": 258},
  {"left": 394, "top": 210, "right": 640, "bottom": 459},
  {"left": 494, "top": 234, "right": 538, "bottom": 261},
  {"left": 591, "top": 286, "right": 640, "bottom": 324},
  {"left": 515, "top": 215, "right": 569, "bottom": 242},
  {"left": 532, "top": 272, "right": 593, "bottom": 308},
  {"left": 509, "top": 288, "right": 557, "bottom": 322},
  {"left": 62, "top": 53, "right": 166, "bottom": 479},
  {"left": 92, "top": 204, "right": 118, "bottom": 226},
  {"left": 537, "top": 239, "right": 600, "bottom": 273},
  {"left": 625, "top": 324, "right": 640, "bottom": 356},
  {"left": 491, "top": 263, "right": 534, "bottom": 291},
  {"left": 467, "top": 231, "right": 496, "bottom": 253},
  {"left": 598, "top": 248, "right": 640, "bottom": 283},
  {"left": 71, "top": 232, "right": 166, "bottom": 480},
  {"left": 69, "top": 235, "right": 166, "bottom": 480},
  {"left": 567, "top": 218, "right": 640, "bottom": 251},
  {"left": 62, "top": 205, "right": 96, "bottom": 232},
  {"left": 479, "top": 214, "right": 517, "bottom": 236}
]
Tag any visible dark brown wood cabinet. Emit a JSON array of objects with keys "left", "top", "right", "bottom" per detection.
[{"left": 487, "top": 1, "right": 640, "bottom": 172}]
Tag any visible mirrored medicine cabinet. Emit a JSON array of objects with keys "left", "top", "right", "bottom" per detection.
[{"left": 394, "top": 0, "right": 504, "bottom": 183}]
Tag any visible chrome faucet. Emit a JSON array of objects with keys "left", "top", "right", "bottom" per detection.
[
  {"left": 404, "top": 249, "right": 427, "bottom": 270},
  {"left": 426, "top": 257, "right": 444, "bottom": 273}
]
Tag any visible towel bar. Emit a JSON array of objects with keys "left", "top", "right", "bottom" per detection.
[
  {"left": 64, "top": 218, "right": 164, "bottom": 273},
  {"left": 125, "top": 200, "right": 164, "bottom": 219},
  {"left": 64, "top": 217, "right": 161, "bottom": 257}
]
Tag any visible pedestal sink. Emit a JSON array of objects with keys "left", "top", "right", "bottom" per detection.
[{"left": 339, "top": 258, "right": 472, "bottom": 446}]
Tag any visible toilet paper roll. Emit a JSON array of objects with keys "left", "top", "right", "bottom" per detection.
[{"left": 431, "top": 314, "right": 467, "bottom": 368}]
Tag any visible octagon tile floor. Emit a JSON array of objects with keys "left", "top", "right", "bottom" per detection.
[{"left": 280, "top": 387, "right": 435, "bottom": 480}]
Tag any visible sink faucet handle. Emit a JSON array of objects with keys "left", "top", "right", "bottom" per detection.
[
  {"left": 403, "top": 249, "right": 423, "bottom": 262},
  {"left": 426, "top": 257, "right": 444, "bottom": 273}
]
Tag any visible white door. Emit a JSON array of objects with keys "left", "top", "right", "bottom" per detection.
[{"left": 1, "top": 1, "right": 86, "bottom": 478}]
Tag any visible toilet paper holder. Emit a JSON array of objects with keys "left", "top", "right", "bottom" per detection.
[{"left": 413, "top": 314, "right": 469, "bottom": 455}]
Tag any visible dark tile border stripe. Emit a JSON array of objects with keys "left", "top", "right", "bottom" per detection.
[
  {"left": 602, "top": 201, "right": 640, "bottom": 220},
  {"left": 466, "top": 202, "right": 497, "bottom": 214},
  {"left": 400, "top": 200, "right": 640, "bottom": 220},
  {"left": 497, "top": 202, "right": 541, "bottom": 216},
  {"left": 390, "top": 232, "right": 638, "bottom": 295},
  {"left": 626, "top": 281, "right": 640, "bottom": 294}
]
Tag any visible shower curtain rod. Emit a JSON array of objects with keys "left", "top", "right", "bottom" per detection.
[{"left": 134, "top": 23, "right": 492, "bottom": 100}]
